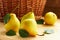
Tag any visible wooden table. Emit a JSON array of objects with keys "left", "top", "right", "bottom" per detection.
[{"left": 0, "top": 19, "right": 60, "bottom": 40}]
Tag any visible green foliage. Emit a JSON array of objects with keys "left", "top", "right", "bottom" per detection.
[
  {"left": 6, "top": 30, "right": 16, "bottom": 36},
  {"left": 19, "top": 29, "right": 29, "bottom": 38},
  {"left": 36, "top": 19, "right": 44, "bottom": 24},
  {"left": 4, "top": 14, "right": 10, "bottom": 24}
]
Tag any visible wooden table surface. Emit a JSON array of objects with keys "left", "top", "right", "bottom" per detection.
[{"left": 0, "top": 19, "right": 60, "bottom": 40}]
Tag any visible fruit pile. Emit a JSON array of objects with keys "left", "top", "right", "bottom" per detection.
[
  {"left": 4, "top": 12, "right": 57, "bottom": 38},
  {"left": 4, "top": 12, "right": 38, "bottom": 37}
]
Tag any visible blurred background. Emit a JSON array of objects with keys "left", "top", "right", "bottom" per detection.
[
  {"left": 0, "top": 0, "right": 60, "bottom": 22},
  {"left": 43, "top": 0, "right": 60, "bottom": 18}
]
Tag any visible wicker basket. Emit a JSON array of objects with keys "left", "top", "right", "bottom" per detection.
[{"left": 0, "top": 0, "right": 46, "bottom": 22}]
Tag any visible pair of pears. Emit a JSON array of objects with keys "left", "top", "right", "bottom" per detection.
[{"left": 5, "top": 12, "right": 38, "bottom": 36}]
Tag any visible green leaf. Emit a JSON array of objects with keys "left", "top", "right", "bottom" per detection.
[
  {"left": 36, "top": 19, "right": 44, "bottom": 24},
  {"left": 6, "top": 30, "right": 16, "bottom": 36},
  {"left": 4, "top": 14, "right": 10, "bottom": 24},
  {"left": 44, "top": 29, "right": 54, "bottom": 34},
  {"left": 19, "top": 29, "right": 29, "bottom": 38}
]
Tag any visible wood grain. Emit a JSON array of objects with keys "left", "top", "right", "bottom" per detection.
[{"left": 0, "top": 19, "right": 60, "bottom": 40}]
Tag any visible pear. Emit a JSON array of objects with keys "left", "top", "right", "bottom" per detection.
[
  {"left": 21, "top": 19, "right": 38, "bottom": 36},
  {"left": 44, "top": 12, "right": 57, "bottom": 25},
  {"left": 5, "top": 13, "right": 20, "bottom": 33},
  {"left": 21, "top": 12, "right": 35, "bottom": 22}
]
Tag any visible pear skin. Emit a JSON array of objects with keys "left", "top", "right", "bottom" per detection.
[
  {"left": 5, "top": 13, "right": 20, "bottom": 33},
  {"left": 21, "top": 12, "right": 35, "bottom": 22},
  {"left": 44, "top": 12, "right": 57, "bottom": 25},
  {"left": 21, "top": 19, "right": 38, "bottom": 36}
]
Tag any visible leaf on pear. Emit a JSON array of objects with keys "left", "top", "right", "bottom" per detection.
[
  {"left": 19, "top": 29, "right": 29, "bottom": 38},
  {"left": 36, "top": 19, "right": 44, "bottom": 24},
  {"left": 4, "top": 14, "right": 10, "bottom": 24},
  {"left": 6, "top": 30, "right": 16, "bottom": 36}
]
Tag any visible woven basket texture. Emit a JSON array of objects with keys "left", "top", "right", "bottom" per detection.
[{"left": 0, "top": 0, "right": 46, "bottom": 22}]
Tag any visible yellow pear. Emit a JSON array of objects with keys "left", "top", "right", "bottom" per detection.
[
  {"left": 21, "top": 19, "right": 38, "bottom": 36},
  {"left": 44, "top": 12, "right": 57, "bottom": 25},
  {"left": 21, "top": 12, "right": 35, "bottom": 22},
  {"left": 5, "top": 13, "right": 20, "bottom": 33}
]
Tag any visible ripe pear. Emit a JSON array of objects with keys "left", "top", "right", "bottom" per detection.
[
  {"left": 21, "top": 12, "right": 35, "bottom": 22},
  {"left": 21, "top": 19, "right": 38, "bottom": 36},
  {"left": 5, "top": 13, "right": 20, "bottom": 33},
  {"left": 44, "top": 12, "right": 57, "bottom": 25}
]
